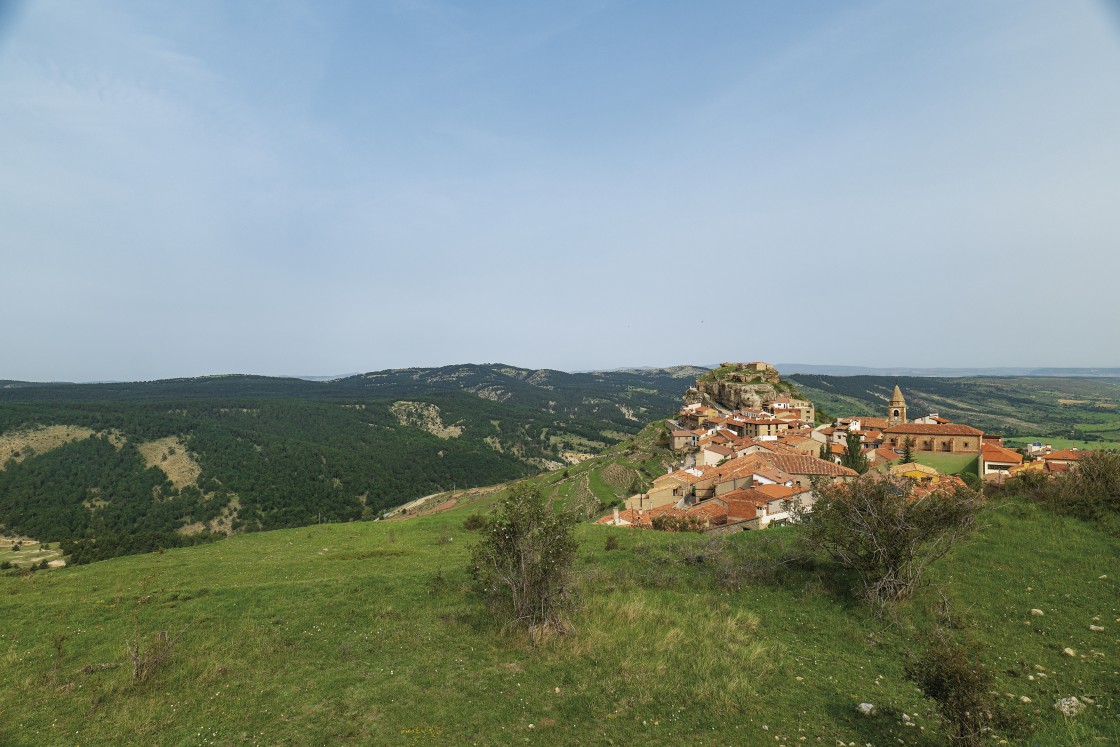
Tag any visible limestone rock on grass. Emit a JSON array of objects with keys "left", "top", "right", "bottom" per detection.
[{"left": 1055, "top": 697, "right": 1084, "bottom": 717}]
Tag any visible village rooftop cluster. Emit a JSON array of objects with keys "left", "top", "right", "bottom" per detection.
[{"left": 599, "top": 362, "right": 1094, "bottom": 533}]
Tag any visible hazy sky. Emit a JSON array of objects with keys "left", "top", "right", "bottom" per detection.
[{"left": 2, "top": 0, "right": 1119, "bottom": 381}]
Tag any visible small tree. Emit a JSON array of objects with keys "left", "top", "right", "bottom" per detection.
[
  {"left": 841, "top": 431, "right": 870, "bottom": 474},
  {"left": 806, "top": 475, "right": 982, "bottom": 605},
  {"left": 470, "top": 483, "right": 578, "bottom": 639},
  {"left": 902, "top": 437, "right": 916, "bottom": 464}
]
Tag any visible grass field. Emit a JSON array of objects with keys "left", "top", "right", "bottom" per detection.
[
  {"left": 0, "top": 537, "right": 64, "bottom": 569},
  {"left": 1007, "top": 437, "right": 1120, "bottom": 452},
  {"left": 0, "top": 494, "right": 1117, "bottom": 746},
  {"left": 911, "top": 452, "right": 979, "bottom": 475}
]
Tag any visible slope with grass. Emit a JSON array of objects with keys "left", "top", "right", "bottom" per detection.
[
  {"left": 791, "top": 374, "right": 1120, "bottom": 443},
  {"left": 1, "top": 493, "right": 1116, "bottom": 746}
]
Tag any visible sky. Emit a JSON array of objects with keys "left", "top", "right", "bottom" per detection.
[{"left": 2, "top": 0, "right": 1119, "bottom": 381}]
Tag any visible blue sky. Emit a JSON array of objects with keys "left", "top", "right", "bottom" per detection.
[{"left": 2, "top": 0, "right": 1119, "bottom": 380}]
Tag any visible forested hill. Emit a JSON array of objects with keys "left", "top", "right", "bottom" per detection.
[{"left": 0, "top": 364, "right": 701, "bottom": 563}]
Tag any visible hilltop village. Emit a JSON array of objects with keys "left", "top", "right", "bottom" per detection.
[{"left": 599, "top": 361, "right": 1092, "bottom": 533}]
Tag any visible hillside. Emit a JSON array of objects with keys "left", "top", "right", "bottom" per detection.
[
  {"left": 0, "top": 365, "right": 696, "bottom": 562},
  {"left": 387, "top": 419, "right": 679, "bottom": 522},
  {"left": 791, "top": 374, "right": 1120, "bottom": 445},
  {"left": 1, "top": 494, "right": 1116, "bottom": 745}
]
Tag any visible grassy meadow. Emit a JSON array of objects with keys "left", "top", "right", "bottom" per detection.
[
  {"left": 911, "top": 452, "right": 980, "bottom": 476},
  {"left": 1, "top": 494, "right": 1118, "bottom": 746},
  {"left": 1006, "top": 437, "right": 1120, "bottom": 452}
]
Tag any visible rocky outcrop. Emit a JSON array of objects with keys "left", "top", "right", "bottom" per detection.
[{"left": 684, "top": 363, "right": 791, "bottom": 411}]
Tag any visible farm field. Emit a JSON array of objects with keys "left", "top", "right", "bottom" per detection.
[
  {"left": 0, "top": 537, "right": 65, "bottom": 569},
  {"left": 1006, "top": 436, "right": 1120, "bottom": 452}
]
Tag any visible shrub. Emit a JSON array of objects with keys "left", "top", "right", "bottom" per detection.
[
  {"left": 650, "top": 514, "right": 707, "bottom": 533},
  {"left": 469, "top": 483, "right": 577, "bottom": 639},
  {"left": 905, "top": 628, "right": 1010, "bottom": 746},
  {"left": 806, "top": 475, "right": 982, "bottom": 605},
  {"left": 604, "top": 534, "right": 620, "bottom": 551},
  {"left": 125, "top": 596, "right": 181, "bottom": 684},
  {"left": 462, "top": 513, "right": 488, "bottom": 532},
  {"left": 1026, "top": 451, "right": 1120, "bottom": 523}
]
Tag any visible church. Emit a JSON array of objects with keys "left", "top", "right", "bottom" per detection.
[{"left": 880, "top": 385, "right": 983, "bottom": 455}]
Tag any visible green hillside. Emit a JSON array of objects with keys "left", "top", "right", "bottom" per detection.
[
  {"left": 1, "top": 493, "right": 1116, "bottom": 745},
  {"left": 0, "top": 366, "right": 696, "bottom": 563},
  {"left": 791, "top": 374, "right": 1120, "bottom": 445}
]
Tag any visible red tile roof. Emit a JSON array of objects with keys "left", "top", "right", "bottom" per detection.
[
  {"left": 754, "top": 483, "right": 803, "bottom": 501},
  {"left": 980, "top": 442, "right": 1023, "bottom": 466},
  {"left": 765, "top": 454, "right": 859, "bottom": 477},
  {"left": 884, "top": 423, "right": 984, "bottom": 437},
  {"left": 1042, "top": 448, "right": 1088, "bottom": 461}
]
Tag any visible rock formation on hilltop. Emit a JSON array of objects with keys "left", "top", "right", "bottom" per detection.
[{"left": 684, "top": 362, "right": 799, "bottom": 411}]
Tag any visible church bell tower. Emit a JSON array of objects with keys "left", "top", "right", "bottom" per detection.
[{"left": 888, "top": 384, "right": 907, "bottom": 425}]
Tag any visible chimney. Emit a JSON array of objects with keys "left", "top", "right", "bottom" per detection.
[{"left": 613, "top": 507, "right": 620, "bottom": 524}]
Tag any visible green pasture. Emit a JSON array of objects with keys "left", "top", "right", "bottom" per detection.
[{"left": 1, "top": 494, "right": 1117, "bottom": 746}]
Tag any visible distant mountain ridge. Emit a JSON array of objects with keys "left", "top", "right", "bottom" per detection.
[{"left": 776, "top": 364, "right": 1120, "bottom": 378}]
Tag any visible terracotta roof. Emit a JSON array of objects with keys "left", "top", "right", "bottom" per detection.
[
  {"left": 1010, "top": 461, "right": 1046, "bottom": 476},
  {"left": 714, "top": 455, "right": 789, "bottom": 483},
  {"left": 686, "top": 501, "right": 728, "bottom": 523},
  {"left": 841, "top": 416, "right": 891, "bottom": 430},
  {"left": 980, "top": 442, "right": 1023, "bottom": 466},
  {"left": 655, "top": 468, "right": 706, "bottom": 486},
  {"left": 754, "top": 483, "right": 802, "bottom": 501},
  {"left": 750, "top": 441, "right": 804, "bottom": 457},
  {"left": 705, "top": 444, "right": 736, "bottom": 457},
  {"left": 778, "top": 434, "right": 813, "bottom": 446},
  {"left": 872, "top": 446, "right": 901, "bottom": 463},
  {"left": 884, "top": 423, "right": 984, "bottom": 437},
  {"left": 911, "top": 475, "right": 968, "bottom": 500},
  {"left": 1042, "top": 448, "right": 1088, "bottom": 461},
  {"left": 765, "top": 454, "right": 859, "bottom": 477},
  {"left": 718, "top": 489, "right": 770, "bottom": 519}
]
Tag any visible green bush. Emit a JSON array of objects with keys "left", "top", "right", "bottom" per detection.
[
  {"left": 462, "top": 513, "right": 488, "bottom": 532},
  {"left": 905, "top": 628, "right": 1014, "bottom": 746},
  {"left": 469, "top": 483, "right": 578, "bottom": 639},
  {"left": 1026, "top": 452, "right": 1120, "bottom": 523},
  {"left": 650, "top": 514, "right": 706, "bottom": 533},
  {"left": 806, "top": 475, "right": 982, "bottom": 605}
]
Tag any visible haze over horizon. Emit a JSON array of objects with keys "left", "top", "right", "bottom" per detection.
[{"left": 3, "top": 0, "right": 1119, "bottom": 382}]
